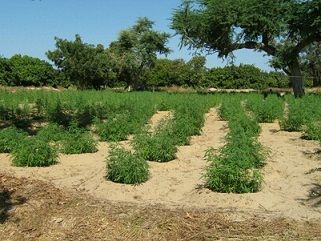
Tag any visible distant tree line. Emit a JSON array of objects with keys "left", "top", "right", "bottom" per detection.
[{"left": 0, "top": 16, "right": 319, "bottom": 90}]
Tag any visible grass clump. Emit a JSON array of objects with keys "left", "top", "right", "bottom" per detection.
[
  {"left": 11, "top": 137, "right": 58, "bottom": 167},
  {"left": 106, "top": 146, "right": 149, "bottom": 184},
  {"left": 0, "top": 127, "right": 28, "bottom": 153}
]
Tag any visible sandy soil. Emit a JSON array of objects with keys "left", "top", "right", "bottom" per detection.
[
  {"left": 2, "top": 174, "right": 321, "bottom": 241},
  {"left": 0, "top": 109, "right": 321, "bottom": 222}
]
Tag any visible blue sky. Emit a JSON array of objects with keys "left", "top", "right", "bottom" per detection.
[{"left": 0, "top": 0, "right": 272, "bottom": 71}]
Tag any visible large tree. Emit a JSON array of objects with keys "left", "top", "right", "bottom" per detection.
[
  {"left": 300, "top": 42, "right": 321, "bottom": 87},
  {"left": 172, "top": 0, "right": 321, "bottom": 97},
  {"left": 109, "top": 17, "right": 171, "bottom": 89},
  {"left": 47, "top": 35, "right": 115, "bottom": 89}
]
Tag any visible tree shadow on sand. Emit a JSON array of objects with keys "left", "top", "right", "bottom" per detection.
[
  {"left": 0, "top": 188, "right": 27, "bottom": 223},
  {"left": 306, "top": 183, "right": 321, "bottom": 207}
]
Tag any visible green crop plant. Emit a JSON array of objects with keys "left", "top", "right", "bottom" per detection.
[
  {"left": 37, "top": 123, "right": 65, "bottom": 142},
  {"left": 246, "top": 95, "right": 284, "bottom": 123},
  {"left": 0, "top": 127, "right": 28, "bottom": 153},
  {"left": 11, "top": 137, "right": 58, "bottom": 167},
  {"left": 206, "top": 99, "right": 266, "bottom": 193},
  {"left": 106, "top": 145, "right": 149, "bottom": 184},
  {"left": 304, "top": 121, "right": 321, "bottom": 141},
  {"left": 61, "top": 128, "right": 97, "bottom": 154},
  {"left": 134, "top": 122, "right": 178, "bottom": 162}
]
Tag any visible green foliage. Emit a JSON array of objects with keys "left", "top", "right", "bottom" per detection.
[
  {"left": 0, "top": 127, "right": 28, "bottom": 153},
  {"left": 109, "top": 17, "right": 171, "bottom": 89},
  {"left": 61, "top": 127, "right": 97, "bottom": 154},
  {"left": 206, "top": 101, "right": 266, "bottom": 193},
  {"left": 304, "top": 121, "right": 321, "bottom": 141},
  {"left": 205, "top": 65, "right": 288, "bottom": 89},
  {"left": 134, "top": 123, "right": 177, "bottom": 162},
  {"left": 106, "top": 146, "right": 149, "bottom": 184},
  {"left": 47, "top": 35, "right": 116, "bottom": 89},
  {"left": 133, "top": 97, "right": 210, "bottom": 162},
  {"left": 9, "top": 55, "right": 56, "bottom": 86},
  {"left": 246, "top": 95, "right": 284, "bottom": 123},
  {"left": 172, "top": 0, "right": 321, "bottom": 96},
  {"left": 37, "top": 123, "right": 65, "bottom": 142},
  {"left": 95, "top": 114, "right": 131, "bottom": 142},
  {"left": 11, "top": 137, "right": 58, "bottom": 167},
  {"left": 280, "top": 95, "right": 321, "bottom": 131}
]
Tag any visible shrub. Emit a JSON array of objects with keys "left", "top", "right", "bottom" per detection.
[
  {"left": 11, "top": 137, "right": 58, "bottom": 167},
  {"left": 304, "top": 121, "right": 321, "bottom": 141},
  {"left": 95, "top": 114, "right": 131, "bottom": 141},
  {"left": 134, "top": 125, "right": 177, "bottom": 162},
  {"left": 206, "top": 162, "right": 263, "bottom": 193},
  {"left": 106, "top": 146, "right": 149, "bottom": 184},
  {"left": 0, "top": 127, "right": 27, "bottom": 153},
  {"left": 37, "top": 123, "right": 65, "bottom": 142},
  {"left": 61, "top": 129, "right": 97, "bottom": 154}
]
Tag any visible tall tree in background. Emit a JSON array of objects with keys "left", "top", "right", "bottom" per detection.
[
  {"left": 300, "top": 42, "right": 321, "bottom": 87},
  {"left": 109, "top": 17, "right": 171, "bottom": 89},
  {"left": 172, "top": 0, "right": 321, "bottom": 97},
  {"left": 47, "top": 35, "right": 115, "bottom": 89}
]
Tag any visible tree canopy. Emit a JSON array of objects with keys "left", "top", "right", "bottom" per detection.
[
  {"left": 47, "top": 35, "right": 115, "bottom": 89},
  {"left": 172, "top": 0, "right": 321, "bottom": 97},
  {"left": 109, "top": 17, "right": 171, "bottom": 89}
]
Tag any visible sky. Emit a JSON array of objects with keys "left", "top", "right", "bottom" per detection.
[{"left": 0, "top": 0, "right": 273, "bottom": 71}]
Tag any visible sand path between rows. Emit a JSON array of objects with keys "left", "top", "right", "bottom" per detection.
[{"left": 0, "top": 109, "right": 320, "bottom": 221}]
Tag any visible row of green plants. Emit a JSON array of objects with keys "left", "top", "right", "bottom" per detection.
[
  {"left": 205, "top": 98, "right": 267, "bottom": 193},
  {"left": 105, "top": 94, "right": 218, "bottom": 184},
  {"left": 245, "top": 95, "right": 284, "bottom": 123},
  {"left": 280, "top": 94, "right": 321, "bottom": 141},
  {"left": 0, "top": 124, "right": 98, "bottom": 167}
]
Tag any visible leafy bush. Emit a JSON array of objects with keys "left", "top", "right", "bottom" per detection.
[
  {"left": 61, "top": 129, "right": 97, "bottom": 154},
  {"left": 246, "top": 95, "right": 284, "bottom": 123},
  {"left": 0, "top": 127, "right": 27, "bottom": 153},
  {"left": 304, "top": 121, "right": 321, "bottom": 141},
  {"left": 106, "top": 146, "right": 149, "bottom": 184},
  {"left": 206, "top": 162, "right": 263, "bottom": 193},
  {"left": 37, "top": 123, "right": 65, "bottom": 142},
  {"left": 134, "top": 123, "right": 177, "bottom": 162},
  {"left": 11, "top": 137, "right": 58, "bottom": 167},
  {"left": 95, "top": 114, "right": 131, "bottom": 142},
  {"left": 206, "top": 101, "right": 266, "bottom": 193}
]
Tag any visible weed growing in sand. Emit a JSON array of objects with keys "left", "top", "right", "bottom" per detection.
[
  {"left": 106, "top": 146, "right": 149, "bottom": 184},
  {"left": 11, "top": 137, "right": 58, "bottom": 167}
]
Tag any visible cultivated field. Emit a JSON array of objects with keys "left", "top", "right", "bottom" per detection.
[{"left": 1, "top": 89, "right": 321, "bottom": 240}]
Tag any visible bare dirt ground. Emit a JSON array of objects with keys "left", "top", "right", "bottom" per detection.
[
  {"left": 2, "top": 174, "right": 321, "bottom": 241},
  {"left": 1, "top": 108, "right": 321, "bottom": 240}
]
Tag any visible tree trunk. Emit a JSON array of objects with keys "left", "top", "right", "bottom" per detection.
[{"left": 288, "top": 60, "right": 305, "bottom": 98}]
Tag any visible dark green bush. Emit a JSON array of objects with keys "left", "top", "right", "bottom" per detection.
[
  {"left": 106, "top": 146, "right": 149, "bottom": 184},
  {"left": 11, "top": 137, "right": 58, "bottom": 167}
]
